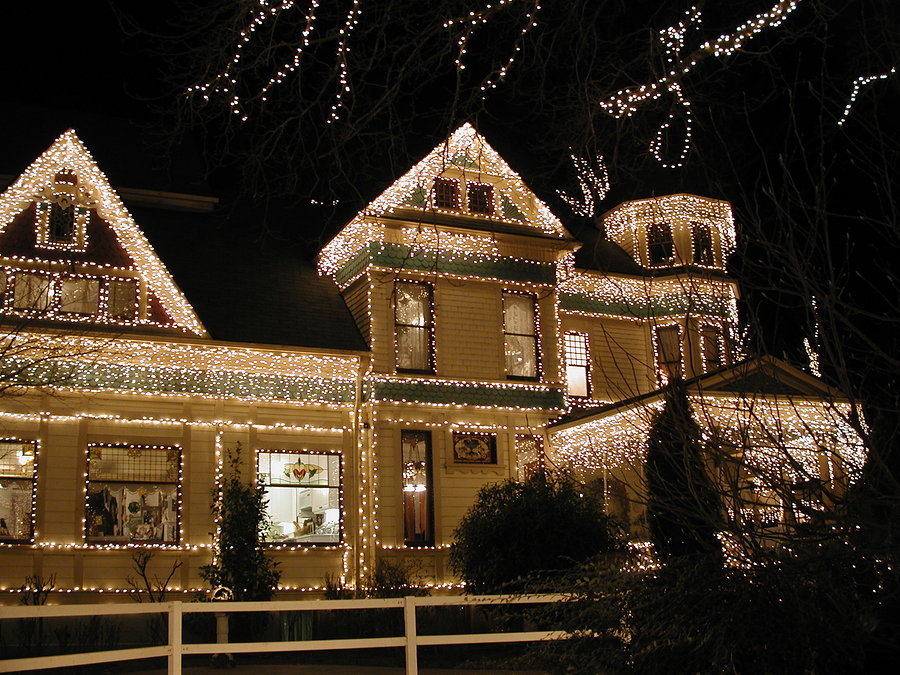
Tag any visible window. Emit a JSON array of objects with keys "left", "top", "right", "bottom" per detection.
[
  {"left": 433, "top": 178, "right": 459, "bottom": 209},
  {"left": 402, "top": 430, "right": 433, "bottom": 546},
  {"left": 85, "top": 444, "right": 180, "bottom": 544},
  {"left": 108, "top": 279, "right": 138, "bottom": 320},
  {"left": 395, "top": 281, "right": 434, "bottom": 373},
  {"left": 60, "top": 278, "right": 100, "bottom": 315},
  {"left": 467, "top": 183, "right": 493, "bottom": 214},
  {"left": 49, "top": 201, "right": 76, "bottom": 243},
  {"left": 692, "top": 223, "right": 714, "bottom": 266},
  {"left": 648, "top": 222, "right": 674, "bottom": 266},
  {"left": 0, "top": 441, "right": 36, "bottom": 542},
  {"left": 654, "top": 324, "right": 682, "bottom": 382},
  {"left": 701, "top": 325, "right": 724, "bottom": 372},
  {"left": 515, "top": 435, "right": 544, "bottom": 482},
  {"left": 503, "top": 292, "right": 538, "bottom": 379},
  {"left": 564, "top": 331, "right": 590, "bottom": 397},
  {"left": 13, "top": 272, "right": 52, "bottom": 312},
  {"left": 258, "top": 451, "right": 341, "bottom": 545},
  {"left": 452, "top": 432, "right": 497, "bottom": 464}
]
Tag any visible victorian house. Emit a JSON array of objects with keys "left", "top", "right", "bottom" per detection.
[{"left": 0, "top": 122, "right": 863, "bottom": 599}]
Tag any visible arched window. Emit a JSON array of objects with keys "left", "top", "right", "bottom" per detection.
[{"left": 648, "top": 222, "right": 674, "bottom": 266}]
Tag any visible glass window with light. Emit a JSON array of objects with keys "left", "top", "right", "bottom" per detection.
[
  {"left": 402, "top": 430, "right": 433, "bottom": 546},
  {"left": 395, "top": 281, "right": 434, "bottom": 373},
  {"left": 503, "top": 291, "right": 538, "bottom": 379},
  {"left": 108, "top": 279, "right": 138, "bottom": 320},
  {"left": 654, "top": 324, "right": 682, "bottom": 382},
  {"left": 564, "top": 331, "right": 591, "bottom": 397},
  {"left": 0, "top": 441, "right": 36, "bottom": 543},
  {"left": 85, "top": 444, "right": 181, "bottom": 544},
  {"left": 13, "top": 273, "right": 52, "bottom": 312},
  {"left": 60, "top": 278, "right": 100, "bottom": 315},
  {"left": 258, "top": 451, "right": 341, "bottom": 545}
]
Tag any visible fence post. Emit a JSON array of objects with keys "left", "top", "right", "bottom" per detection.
[
  {"left": 404, "top": 595, "right": 418, "bottom": 675},
  {"left": 168, "top": 601, "right": 182, "bottom": 675}
]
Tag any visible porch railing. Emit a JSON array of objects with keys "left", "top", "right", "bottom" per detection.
[{"left": 0, "top": 594, "right": 568, "bottom": 675}]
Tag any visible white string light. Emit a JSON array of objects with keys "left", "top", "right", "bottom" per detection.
[
  {"left": 838, "top": 67, "right": 897, "bottom": 127},
  {"left": 600, "top": 1, "right": 800, "bottom": 166},
  {"left": 556, "top": 152, "right": 611, "bottom": 217}
]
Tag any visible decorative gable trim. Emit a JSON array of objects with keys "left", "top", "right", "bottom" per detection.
[
  {"left": 319, "top": 123, "right": 569, "bottom": 279},
  {"left": 0, "top": 130, "right": 207, "bottom": 337}
]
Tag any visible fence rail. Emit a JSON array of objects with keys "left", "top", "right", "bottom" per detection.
[{"left": 0, "top": 594, "right": 569, "bottom": 674}]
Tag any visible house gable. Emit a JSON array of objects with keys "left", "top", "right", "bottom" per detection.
[
  {"left": 0, "top": 130, "right": 207, "bottom": 337},
  {"left": 318, "top": 123, "right": 575, "bottom": 286}
]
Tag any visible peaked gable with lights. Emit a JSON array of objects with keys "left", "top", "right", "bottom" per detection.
[
  {"left": 0, "top": 130, "right": 207, "bottom": 336},
  {"left": 318, "top": 123, "right": 576, "bottom": 287}
]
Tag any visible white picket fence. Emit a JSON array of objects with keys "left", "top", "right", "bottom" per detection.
[{"left": 0, "top": 594, "right": 568, "bottom": 674}]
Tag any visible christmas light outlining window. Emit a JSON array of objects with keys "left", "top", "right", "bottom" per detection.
[
  {"left": 85, "top": 444, "right": 181, "bottom": 545},
  {"left": 433, "top": 178, "right": 459, "bottom": 209},
  {"left": 2, "top": 267, "right": 139, "bottom": 323},
  {"left": 692, "top": 222, "right": 714, "bottom": 266},
  {"left": 648, "top": 222, "right": 675, "bottom": 266},
  {"left": 503, "top": 291, "right": 539, "bottom": 380},
  {"left": 564, "top": 331, "right": 591, "bottom": 398},
  {"left": 467, "top": 182, "right": 494, "bottom": 214},
  {"left": 452, "top": 431, "right": 497, "bottom": 464},
  {"left": 0, "top": 440, "right": 37, "bottom": 543},
  {"left": 402, "top": 430, "right": 433, "bottom": 546},
  {"left": 395, "top": 281, "right": 434, "bottom": 374},
  {"left": 258, "top": 450, "right": 341, "bottom": 545},
  {"left": 654, "top": 324, "right": 682, "bottom": 382},
  {"left": 34, "top": 171, "right": 90, "bottom": 252},
  {"left": 701, "top": 324, "right": 725, "bottom": 372}
]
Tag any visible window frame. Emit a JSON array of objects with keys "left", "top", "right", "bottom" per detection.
[
  {"left": 257, "top": 449, "right": 343, "bottom": 546},
  {"left": 0, "top": 440, "right": 38, "bottom": 544},
  {"left": 653, "top": 324, "right": 683, "bottom": 383},
  {"left": 402, "top": 430, "right": 434, "bottom": 547},
  {"left": 85, "top": 443, "right": 182, "bottom": 545},
  {"left": 692, "top": 222, "right": 715, "bottom": 266},
  {"left": 466, "top": 182, "right": 494, "bottom": 215},
  {"left": 394, "top": 280, "right": 435, "bottom": 374},
  {"left": 503, "top": 291, "right": 540, "bottom": 381},
  {"left": 700, "top": 324, "right": 725, "bottom": 373},
  {"left": 433, "top": 178, "right": 460, "bottom": 210},
  {"left": 564, "top": 331, "right": 591, "bottom": 398},
  {"left": 648, "top": 222, "right": 675, "bottom": 267}
]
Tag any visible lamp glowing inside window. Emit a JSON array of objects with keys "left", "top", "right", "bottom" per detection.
[
  {"left": 258, "top": 451, "right": 341, "bottom": 545},
  {"left": 402, "top": 430, "right": 433, "bottom": 546}
]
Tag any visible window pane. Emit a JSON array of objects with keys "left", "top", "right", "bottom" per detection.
[
  {"left": 506, "top": 334, "right": 537, "bottom": 378},
  {"left": 655, "top": 325, "right": 682, "bottom": 380},
  {"left": 434, "top": 179, "right": 459, "bottom": 209},
  {"left": 109, "top": 279, "right": 137, "bottom": 320},
  {"left": 504, "top": 293, "right": 535, "bottom": 335},
  {"left": 467, "top": 183, "right": 493, "bottom": 214},
  {"left": 567, "top": 364, "right": 589, "bottom": 397},
  {"left": 397, "top": 326, "right": 429, "bottom": 371},
  {"left": 13, "top": 273, "right": 52, "bottom": 311},
  {"left": 693, "top": 223, "right": 714, "bottom": 265},
  {"left": 515, "top": 435, "right": 544, "bottom": 482},
  {"left": 649, "top": 222, "right": 674, "bottom": 266},
  {"left": 395, "top": 283, "right": 429, "bottom": 326},
  {"left": 258, "top": 452, "right": 341, "bottom": 544},
  {"left": 86, "top": 445, "right": 180, "bottom": 544},
  {"left": 60, "top": 278, "right": 100, "bottom": 315},
  {"left": 0, "top": 441, "right": 36, "bottom": 542},
  {"left": 565, "top": 332, "right": 590, "bottom": 397},
  {"left": 702, "top": 326, "right": 723, "bottom": 372},
  {"left": 49, "top": 202, "right": 75, "bottom": 243},
  {"left": 402, "top": 430, "right": 432, "bottom": 545}
]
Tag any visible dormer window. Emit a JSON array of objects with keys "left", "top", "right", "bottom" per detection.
[
  {"left": 433, "top": 178, "right": 459, "bottom": 209},
  {"left": 467, "top": 183, "right": 493, "bottom": 215},
  {"left": 648, "top": 222, "right": 674, "bottom": 266},
  {"left": 35, "top": 172, "right": 89, "bottom": 252},
  {"left": 692, "top": 223, "right": 714, "bottom": 266}
]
